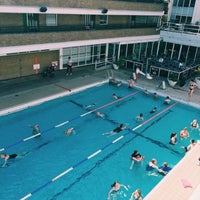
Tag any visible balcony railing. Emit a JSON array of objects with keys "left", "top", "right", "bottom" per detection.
[
  {"left": 160, "top": 22, "right": 200, "bottom": 35},
  {"left": 0, "top": 23, "right": 157, "bottom": 34}
]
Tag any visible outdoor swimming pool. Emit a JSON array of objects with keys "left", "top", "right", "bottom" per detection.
[{"left": 0, "top": 82, "right": 199, "bottom": 200}]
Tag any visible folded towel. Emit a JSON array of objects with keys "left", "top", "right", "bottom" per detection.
[{"left": 181, "top": 179, "right": 192, "bottom": 188}]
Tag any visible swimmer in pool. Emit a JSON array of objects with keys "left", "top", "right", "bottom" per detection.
[
  {"left": 130, "top": 189, "right": 143, "bottom": 200},
  {"left": 169, "top": 132, "right": 177, "bottom": 145},
  {"left": 0, "top": 153, "right": 18, "bottom": 167},
  {"left": 149, "top": 107, "right": 157, "bottom": 114},
  {"left": 180, "top": 127, "right": 189, "bottom": 139},
  {"left": 130, "top": 150, "right": 144, "bottom": 169},
  {"left": 159, "top": 162, "right": 172, "bottom": 174},
  {"left": 146, "top": 158, "right": 167, "bottom": 175},
  {"left": 190, "top": 119, "right": 199, "bottom": 129},
  {"left": 32, "top": 124, "right": 40, "bottom": 136},
  {"left": 85, "top": 103, "right": 96, "bottom": 109},
  {"left": 64, "top": 127, "right": 74, "bottom": 136},
  {"left": 102, "top": 124, "right": 128, "bottom": 136},
  {"left": 136, "top": 113, "right": 144, "bottom": 121},
  {"left": 108, "top": 181, "right": 128, "bottom": 200},
  {"left": 96, "top": 112, "right": 105, "bottom": 118},
  {"left": 112, "top": 93, "right": 120, "bottom": 100}
]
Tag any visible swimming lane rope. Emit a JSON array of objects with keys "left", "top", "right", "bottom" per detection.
[
  {"left": 20, "top": 101, "right": 178, "bottom": 200},
  {"left": 0, "top": 90, "right": 140, "bottom": 152}
]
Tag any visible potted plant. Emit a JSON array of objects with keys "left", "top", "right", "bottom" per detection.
[{"left": 168, "top": 71, "right": 178, "bottom": 87}]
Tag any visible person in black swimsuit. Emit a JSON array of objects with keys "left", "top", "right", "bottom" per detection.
[{"left": 0, "top": 153, "right": 18, "bottom": 167}]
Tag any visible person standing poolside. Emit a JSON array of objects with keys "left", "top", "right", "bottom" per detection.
[
  {"left": 188, "top": 80, "right": 196, "bottom": 99},
  {"left": 66, "top": 56, "right": 73, "bottom": 75},
  {"left": 108, "top": 181, "right": 128, "bottom": 200},
  {"left": 129, "top": 189, "right": 143, "bottom": 200}
]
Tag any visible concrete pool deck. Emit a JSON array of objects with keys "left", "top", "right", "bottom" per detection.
[{"left": 0, "top": 66, "right": 200, "bottom": 199}]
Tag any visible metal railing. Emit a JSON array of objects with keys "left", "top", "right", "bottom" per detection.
[
  {"left": 160, "top": 22, "right": 200, "bottom": 35},
  {"left": 0, "top": 23, "right": 157, "bottom": 34}
]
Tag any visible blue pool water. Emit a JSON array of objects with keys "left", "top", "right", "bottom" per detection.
[{"left": 0, "top": 83, "right": 199, "bottom": 200}]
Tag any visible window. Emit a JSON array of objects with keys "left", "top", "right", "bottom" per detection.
[
  {"left": 100, "top": 15, "right": 108, "bottom": 25},
  {"left": 46, "top": 14, "right": 57, "bottom": 26}
]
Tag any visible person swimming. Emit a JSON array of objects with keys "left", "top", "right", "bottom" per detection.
[
  {"left": 149, "top": 107, "right": 157, "bottom": 114},
  {"left": 108, "top": 181, "right": 128, "bottom": 200},
  {"left": 112, "top": 93, "right": 120, "bottom": 100},
  {"left": 0, "top": 153, "right": 18, "bottom": 167},
  {"left": 102, "top": 123, "right": 128, "bottom": 136},
  {"left": 146, "top": 158, "right": 167, "bottom": 175},
  {"left": 96, "top": 112, "right": 104, "bottom": 118},
  {"left": 64, "top": 127, "right": 74, "bottom": 136}
]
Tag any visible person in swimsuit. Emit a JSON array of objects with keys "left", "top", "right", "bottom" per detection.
[
  {"left": 146, "top": 158, "right": 167, "bottom": 175},
  {"left": 0, "top": 153, "right": 18, "bottom": 167},
  {"left": 164, "top": 96, "right": 171, "bottom": 104},
  {"left": 130, "top": 189, "right": 143, "bottom": 200},
  {"left": 109, "top": 78, "right": 122, "bottom": 87},
  {"left": 111, "top": 124, "right": 125, "bottom": 134},
  {"left": 159, "top": 162, "right": 172, "bottom": 174},
  {"left": 96, "top": 112, "right": 104, "bottom": 118},
  {"left": 180, "top": 127, "right": 189, "bottom": 139},
  {"left": 188, "top": 80, "right": 196, "bottom": 99},
  {"left": 169, "top": 132, "right": 177, "bottom": 145},
  {"left": 112, "top": 93, "right": 120, "bottom": 100},
  {"left": 108, "top": 181, "right": 128, "bottom": 200},
  {"left": 190, "top": 119, "right": 199, "bottom": 129},
  {"left": 136, "top": 113, "right": 144, "bottom": 121},
  {"left": 181, "top": 139, "right": 196, "bottom": 152},
  {"left": 130, "top": 150, "right": 144, "bottom": 169},
  {"left": 149, "top": 107, "right": 157, "bottom": 114},
  {"left": 64, "top": 128, "right": 74, "bottom": 136},
  {"left": 32, "top": 124, "right": 40, "bottom": 136}
]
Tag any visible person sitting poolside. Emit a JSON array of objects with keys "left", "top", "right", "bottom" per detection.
[
  {"left": 159, "top": 162, "right": 172, "bottom": 174},
  {"left": 190, "top": 119, "right": 199, "bottom": 129},
  {"left": 164, "top": 96, "right": 171, "bottom": 105},
  {"left": 169, "top": 132, "right": 177, "bottom": 145},
  {"left": 64, "top": 127, "right": 74, "bottom": 136},
  {"left": 180, "top": 127, "right": 189, "bottom": 139},
  {"left": 136, "top": 113, "right": 144, "bottom": 121},
  {"left": 130, "top": 189, "right": 143, "bottom": 200},
  {"left": 0, "top": 153, "right": 18, "bottom": 167},
  {"left": 109, "top": 78, "right": 122, "bottom": 87},
  {"left": 108, "top": 181, "right": 128, "bottom": 200}
]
